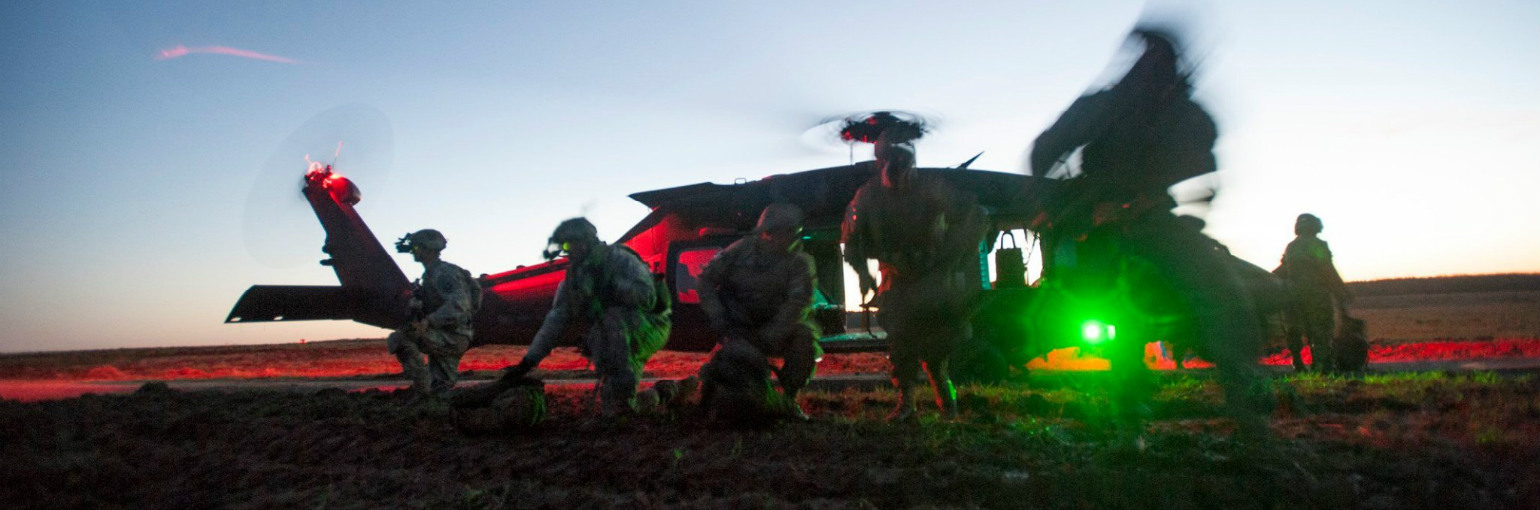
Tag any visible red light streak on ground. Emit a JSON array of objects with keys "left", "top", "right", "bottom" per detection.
[
  {"left": 155, "top": 45, "right": 298, "bottom": 64},
  {"left": 1155, "top": 338, "right": 1540, "bottom": 370},
  {"left": 0, "top": 381, "right": 137, "bottom": 401},
  {"left": 4, "top": 339, "right": 1539, "bottom": 385},
  {"left": 1003, "top": 339, "right": 1540, "bottom": 372}
]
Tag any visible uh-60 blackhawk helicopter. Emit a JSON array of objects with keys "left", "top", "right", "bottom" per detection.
[{"left": 225, "top": 115, "right": 1295, "bottom": 382}]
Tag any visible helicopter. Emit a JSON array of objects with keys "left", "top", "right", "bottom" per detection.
[
  {"left": 224, "top": 108, "right": 1302, "bottom": 381},
  {"left": 225, "top": 148, "right": 1047, "bottom": 357}
]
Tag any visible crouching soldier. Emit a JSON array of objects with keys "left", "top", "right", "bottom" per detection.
[
  {"left": 499, "top": 218, "right": 671, "bottom": 417},
  {"left": 390, "top": 229, "right": 481, "bottom": 398},
  {"left": 697, "top": 203, "right": 822, "bottom": 421}
]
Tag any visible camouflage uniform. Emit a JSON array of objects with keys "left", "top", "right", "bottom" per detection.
[
  {"left": 697, "top": 204, "right": 822, "bottom": 418},
  {"left": 388, "top": 259, "right": 477, "bottom": 396},
  {"left": 516, "top": 242, "right": 670, "bottom": 416},
  {"left": 843, "top": 147, "right": 984, "bottom": 421},
  {"left": 1277, "top": 215, "right": 1349, "bottom": 372},
  {"left": 1029, "top": 29, "right": 1271, "bottom": 426}
]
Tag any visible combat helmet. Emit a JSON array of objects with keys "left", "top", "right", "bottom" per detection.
[
  {"left": 752, "top": 203, "right": 804, "bottom": 234},
  {"left": 543, "top": 217, "right": 600, "bottom": 260},
  {"left": 395, "top": 228, "right": 448, "bottom": 253},
  {"left": 1295, "top": 214, "right": 1323, "bottom": 236}
]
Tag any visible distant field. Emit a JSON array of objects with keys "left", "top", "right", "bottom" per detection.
[
  {"left": 1348, "top": 290, "right": 1540, "bottom": 343},
  {"left": 1347, "top": 273, "right": 1540, "bottom": 296}
]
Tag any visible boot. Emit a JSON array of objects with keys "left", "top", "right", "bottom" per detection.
[
  {"left": 1287, "top": 337, "right": 1307, "bottom": 372},
  {"left": 934, "top": 379, "right": 959, "bottom": 421},
  {"left": 406, "top": 371, "right": 432, "bottom": 398},
  {"left": 782, "top": 388, "right": 811, "bottom": 422},
  {"left": 672, "top": 376, "right": 700, "bottom": 407},
  {"left": 887, "top": 383, "right": 918, "bottom": 423},
  {"left": 1312, "top": 341, "right": 1336, "bottom": 374},
  {"left": 921, "top": 359, "right": 959, "bottom": 421},
  {"left": 635, "top": 388, "right": 662, "bottom": 414},
  {"left": 600, "top": 396, "right": 637, "bottom": 419},
  {"left": 395, "top": 351, "right": 432, "bottom": 395}
]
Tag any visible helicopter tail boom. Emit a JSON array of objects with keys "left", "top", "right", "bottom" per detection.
[
  {"left": 225, "top": 285, "right": 368, "bottom": 323},
  {"left": 226, "top": 166, "right": 412, "bottom": 331}
]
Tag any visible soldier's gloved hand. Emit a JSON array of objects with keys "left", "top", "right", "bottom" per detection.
[
  {"left": 856, "top": 272, "right": 876, "bottom": 301},
  {"left": 502, "top": 359, "right": 537, "bottom": 381}
]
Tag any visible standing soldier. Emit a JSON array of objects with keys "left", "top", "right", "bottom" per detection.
[
  {"left": 697, "top": 203, "right": 821, "bottom": 421},
  {"left": 1276, "top": 213, "right": 1351, "bottom": 372},
  {"left": 390, "top": 229, "right": 481, "bottom": 398},
  {"left": 842, "top": 121, "right": 985, "bottom": 422},
  {"left": 1028, "top": 28, "right": 1272, "bottom": 431},
  {"left": 498, "top": 218, "right": 671, "bottom": 417}
]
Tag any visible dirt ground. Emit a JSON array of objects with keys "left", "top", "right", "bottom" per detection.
[
  {"left": 3, "top": 370, "right": 1536, "bottom": 510},
  {"left": 3, "top": 289, "right": 1538, "bottom": 509}
]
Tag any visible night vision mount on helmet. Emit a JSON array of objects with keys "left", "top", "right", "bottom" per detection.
[
  {"left": 395, "top": 229, "right": 448, "bottom": 253},
  {"left": 542, "top": 217, "right": 600, "bottom": 260}
]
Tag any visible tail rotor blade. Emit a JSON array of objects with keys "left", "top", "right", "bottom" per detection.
[{"left": 242, "top": 104, "right": 394, "bottom": 268}]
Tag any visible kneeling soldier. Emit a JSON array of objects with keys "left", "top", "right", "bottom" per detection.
[
  {"left": 390, "top": 229, "right": 480, "bottom": 398},
  {"left": 698, "top": 203, "right": 822, "bottom": 421}
]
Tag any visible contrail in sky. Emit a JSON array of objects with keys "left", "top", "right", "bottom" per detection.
[{"left": 155, "top": 45, "right": 298, "bottom": 64}]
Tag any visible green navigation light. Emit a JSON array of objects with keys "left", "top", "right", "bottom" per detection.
[{"left": 1080, "top": 320, "right": 1116, "bottom": 344}]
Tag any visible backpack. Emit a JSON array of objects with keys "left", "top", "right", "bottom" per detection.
[
  {"left": 604, "top": 245, "right": 672, "bottom": 316},
  {"left": 463, "top": 267, "right": 484, "bottom": 313}
]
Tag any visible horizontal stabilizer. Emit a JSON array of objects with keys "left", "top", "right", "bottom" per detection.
[{"left": 226, "top": 285, "right": 378, "bottom": 324}]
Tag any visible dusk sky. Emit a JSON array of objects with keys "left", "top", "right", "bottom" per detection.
[{"left": 2, "top": 1, "right": 1536, "bottom": 353}]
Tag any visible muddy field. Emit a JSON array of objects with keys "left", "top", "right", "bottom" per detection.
[
  {"left": 1350, "top": 290, "right": 1540, "bottom": 342},
  {"left": 3, "top": 370, "right": 1537, "bottom": 510},
  {"left": 3, "top": 288, "right": 1539, "bottom": 509}
]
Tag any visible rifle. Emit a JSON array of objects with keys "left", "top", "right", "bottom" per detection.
[{"left": 402, "top": 279, "right": 427, "bottom": 336}]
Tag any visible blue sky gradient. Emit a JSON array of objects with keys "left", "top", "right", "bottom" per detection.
[{"left": 1, "top": 1, "right": 1536, "bottom": 352}]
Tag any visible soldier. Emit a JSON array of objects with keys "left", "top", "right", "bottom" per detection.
[
  {"left": 1276, "top": 213, "right": 1351, "bottom": 372},
  {"left": 499, "top": 218, "right": 671, "bottom": 417},
  {"left": 696, "top": 203, "right": 822, "bottom": 421},
  {"left": 390, "top": 229, "right": 481, "bottom": 398},
  {"left": 1028, "top": 28, "right": 1272, "bottom": 431},
  {"left": 842, "top": 131, "right": 985, "bottom": 422}
]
